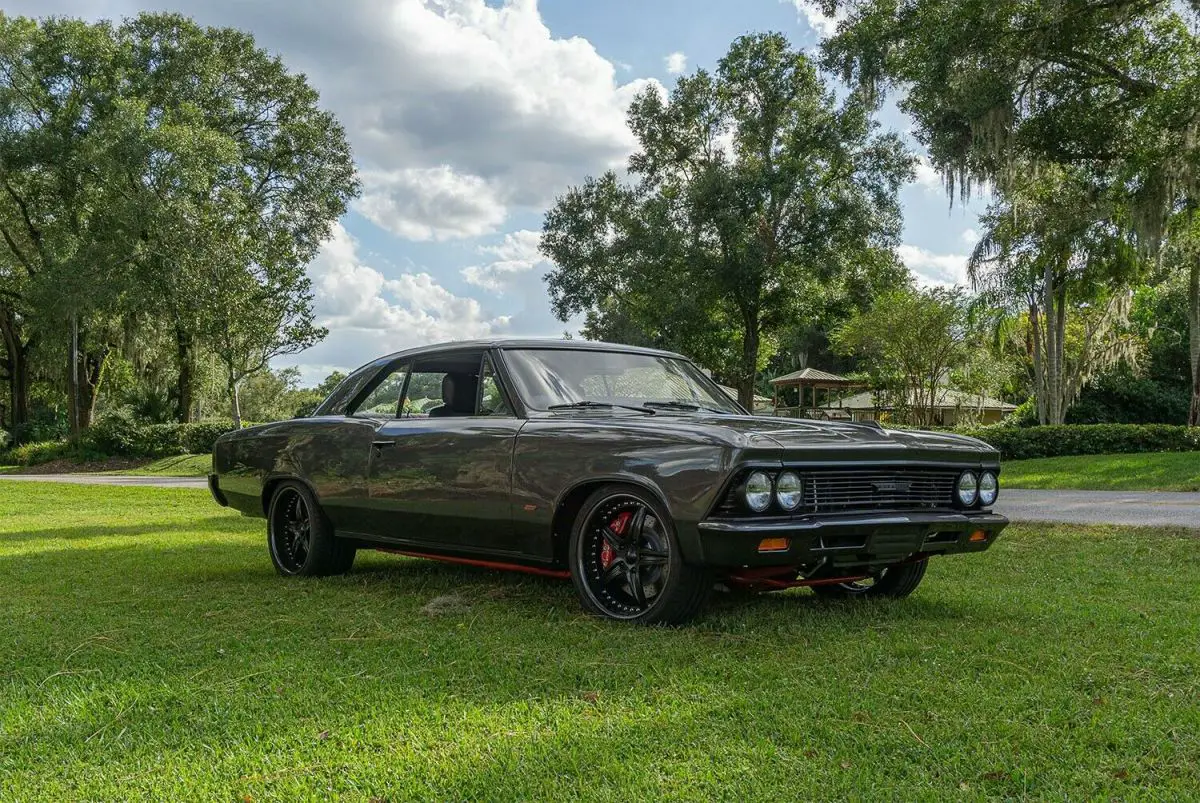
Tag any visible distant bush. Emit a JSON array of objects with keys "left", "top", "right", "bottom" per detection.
[
  {"left": 956, "top": 423, "right": 1200, "bottom": 461},
  {"left": 1, "top": 418, "right": 245, "bottom": 466},
  {"left": 1065, "top": 371, "right": 1190, "bottom": 425},
  {"left": 6, "top": 439, "right": 82, "bottom": 466}
]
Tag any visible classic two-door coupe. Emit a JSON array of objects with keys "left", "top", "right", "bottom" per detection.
[{"left": 209, "top": 339, "right": 1007, "bottom": 624}]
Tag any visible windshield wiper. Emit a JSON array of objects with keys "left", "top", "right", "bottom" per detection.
[
  {"left": 548, "top": 400, "right": 656, "bottom": 415},
  {"left": 642, "top": 400, "right": 730, "bottom": 414}
]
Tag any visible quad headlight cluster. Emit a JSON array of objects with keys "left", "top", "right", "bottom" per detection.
[
  {"left": 742, "top": 470, "right": 804, "bottom": 513},
  {"left": 957, "top": 470, "right": 999, "bottom": 507}
]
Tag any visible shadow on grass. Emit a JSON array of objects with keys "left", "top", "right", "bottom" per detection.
[{"left": 0, "top": 515, "right": 251, "bottom": 544}]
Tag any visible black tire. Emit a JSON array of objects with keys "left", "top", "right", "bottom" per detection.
[
  {"left": 267, "top": 481, "right": 356, "bottom": 577},
  {"left": 568, "top": 484, "right": 712, "bottom": 625},
  {"left": 812, "top": 558, "right": 928, "bottom": 600}
]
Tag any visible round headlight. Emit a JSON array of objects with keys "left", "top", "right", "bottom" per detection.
[
  {"left": 775, "top": 471, "right": 802, "bottom": 511},
  {"left": 978, "top": 471, "right": 998, "bottom": 506},
  {"left": 744, "top": 471, "right": 773, "bottom": 512},
  {"left": 956, "top": 471, "right": 979, "bottom": 506}
]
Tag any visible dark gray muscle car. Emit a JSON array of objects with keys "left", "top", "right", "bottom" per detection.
[{"left": 209, "top": 339, "right": 1007, "bottom": 624}]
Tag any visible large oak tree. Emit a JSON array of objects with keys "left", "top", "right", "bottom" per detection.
[{"left": 541, "top": 33, "right": 912, "bottom": 406}]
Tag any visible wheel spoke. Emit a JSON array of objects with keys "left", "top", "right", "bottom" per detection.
[
  {"left": 629, "top": 507, "right": 647, "bottom": 542},
  {"left": 625, "top": 564, "right": 646, "bottom": 606},
  {"left": 600, "top": 526, "right": 624, "bottom": 551},
  {"left": 602, "top": 561, "right": 625, "bottom": 585},
  {"left": 638, "top": 548, "right": 669, "bottom": 567}
]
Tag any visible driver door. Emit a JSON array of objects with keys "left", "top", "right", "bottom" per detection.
[{"left": 361, "top": 351, "right": 523, "bottom": 557}]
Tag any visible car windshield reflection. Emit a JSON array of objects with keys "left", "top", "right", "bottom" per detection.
[{"left": 503, "top": 348, "right": 742, "bottom": 414}]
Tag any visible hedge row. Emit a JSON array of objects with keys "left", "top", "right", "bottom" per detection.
[
  {"left": 955, "top": 424, "right": 1200, "bottom": 461},
  {"left": 4, "top": 420, "right": 242, "bottom": 466}
]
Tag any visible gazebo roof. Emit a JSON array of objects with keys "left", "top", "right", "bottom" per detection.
[{"left": 770, "top": 367, "right": 860, "bottom": 388}]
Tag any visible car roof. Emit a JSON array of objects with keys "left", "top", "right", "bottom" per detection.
[{"left": 373, "top": 338, "right": 687, "bottom": 364}]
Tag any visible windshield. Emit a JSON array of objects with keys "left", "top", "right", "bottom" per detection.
[{"left": 503, "top": 348, "right": 743, "bottom": 414}]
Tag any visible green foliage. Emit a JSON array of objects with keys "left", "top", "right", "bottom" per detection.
[
  {"left": 959, "top": 423, "right": 1200, "bottom": 461},
  {"left": 832, "top": 285, "right": 998, "bottom": 425},
  {"left": 1066, "top": 368, "right": 1190, "bottom": 425},
  {"left": 0, "top": 11, "right": 356, "bottom": 431},
  {"left": 823, "top": 0, "right": 1200, "bottom": 421},
  {"left": 5, "top": 439, "right": 82, "bottom": 466},
  {"left": 3, "top": 418, "right": 242, "bottom": 465},
  {"left": 542, "top": 32, "right": 912, "bottom": 405}
]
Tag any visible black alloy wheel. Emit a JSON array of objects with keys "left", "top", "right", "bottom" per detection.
[
  {"left": 267, "top": 481, "right": 356, "bottom": 577},
  {"left": 569, "top": 485, "right": 711, "bottom": 625}
]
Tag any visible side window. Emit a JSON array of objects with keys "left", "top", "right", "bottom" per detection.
[
  {"left": 351, "top": 363, "right": 410, "bottom": 418},
  {"left": 478, "top": 356, "right": 513, "bottom": 416},
  {"left": 399, "top": 371, "right": 446, "bottom": 417}
]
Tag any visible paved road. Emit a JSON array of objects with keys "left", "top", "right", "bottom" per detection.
[
  {"left": 0, "top": 476, "right": 1196, "bottom": 527},
  {"left": 0, "top": 474, "right": 207, "bottom": 489},
  {"left": 996, "top": 489, "right": 1200, "bottom": 529}
]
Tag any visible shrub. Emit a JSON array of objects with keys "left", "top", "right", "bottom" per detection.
[
  {"left": 957, "top": 423, "right": 1200, "bottom": 461},
  {"left": 180, "top": 422, "right": 240, "bottom": 454},
  {"left": 6, "top": 439, "right": 79, "bottom": 466}
]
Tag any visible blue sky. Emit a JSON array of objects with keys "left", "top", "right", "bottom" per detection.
[{"left": 12, "top": 0, "right": 989, "bottom": 384}]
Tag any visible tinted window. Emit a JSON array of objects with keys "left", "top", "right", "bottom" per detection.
[
  {"left": 316, "top": 363, "right": 385, "bottom": 416},
  {"left": 478, "top": 355, "right": 513, "bottom": 416},
  {"left": 351, "top": 363, "right": 410, "bottom": 418}
]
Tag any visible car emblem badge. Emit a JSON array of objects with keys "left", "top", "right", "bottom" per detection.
[{"left": 872, "top": 480, "right": 911, "bottom": 493}]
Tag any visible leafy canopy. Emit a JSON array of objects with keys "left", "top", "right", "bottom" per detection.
[{"left": 542, "top": 32, "right": 912, "bottom": 405}]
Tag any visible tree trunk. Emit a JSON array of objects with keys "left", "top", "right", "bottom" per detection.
[
  {"left": 82, "top": 347, "right": 108, "bottom": 429},
  {"left": 1189, "top": 257, "right": 1200, "bottom": 427},
  {"left": 738, "top": 314, "right": 760, "bottom": 410},
  {"left": 1029, "top": 301, "right": 1045, "bottom": 425},
  {"left": 1040, "top": 264, "right": 1068, "bottom": 426},
  {"left": 229, "top": 377, "right": 243, "bottom": 428},
  {"left": 67, "top": 315, "right": 81, "bottom": 436},
  {"left": 175, "top": 325, "right": 196, "bottom": 424},
  {"left": 0, "top": 306, "right": 31, "bottom": 430}
]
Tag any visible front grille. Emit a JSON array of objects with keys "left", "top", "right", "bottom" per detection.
[
  {"left": 714, "top": 466, "right": 962, "bottom": 516},
  {"left": 803, "top": 468, "right": 958, "bottom": 513}
]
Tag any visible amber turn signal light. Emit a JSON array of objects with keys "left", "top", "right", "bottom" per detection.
[
  {"left": 757, "top": 537, "right": 790, "bottom": 553},
  {"left": 968, "top": 530, "right": 988, "bottom": 543}
]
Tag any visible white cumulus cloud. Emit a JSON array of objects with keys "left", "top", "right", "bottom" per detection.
[
  {"left": 356, "top": 166, "right": 508, "bottom": 241},
  {"left": 13, "top": 0, "right": 664, "bottom": 242},
  {"left": 308, "top": 224, "right": 510, "bottom": 361},
  {"left": 897, "top": 244, "right": 969, "bottom": 288},
  {"left": 461, "top": 229, "right": 546, "bottom": 294},
  {"left": 664, "top": 51, "right": 687, "bottom": 74},
  {"left": 783, "top": 0, "right": 845, "bottom": 38}
]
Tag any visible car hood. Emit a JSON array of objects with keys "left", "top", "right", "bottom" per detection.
[{"left": 536, "top": 412, "right": 998, "bottom": 460}]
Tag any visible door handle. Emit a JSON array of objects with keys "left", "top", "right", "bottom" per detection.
[{"left": 372, "top": 440, "right": 397, "bottom": 449}]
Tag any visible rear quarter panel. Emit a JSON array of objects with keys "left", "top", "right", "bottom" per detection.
[{"left": 213, "top": 417, "right": 377, "bottom": 528}]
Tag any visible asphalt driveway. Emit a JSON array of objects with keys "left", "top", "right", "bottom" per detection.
[
  {"left": 994, "top": 489, "right": 1200, "bottom": 529},
  {"left": 0, "top": 476, "right": 1196, "bottom": 527},
  {"left": 0, "top": 474, "right": 207, "bottom": 489}
]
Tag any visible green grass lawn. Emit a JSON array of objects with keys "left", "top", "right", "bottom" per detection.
[
  {"left": 1003, "top": 451, "right": 1200, "bottom": 491},
  {"left": 100, "top": 453, "right": 211, "bottom": 477},
  {"left": 0, "top": 453, "right": 210, "bottom": 477},
  {"left": 1, "top": 484, "right": 1197, "bottom": 799}
]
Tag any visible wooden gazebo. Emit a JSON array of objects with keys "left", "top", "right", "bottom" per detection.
[{"left": 769, "top": 368, "right": 864, "bottom": 418}]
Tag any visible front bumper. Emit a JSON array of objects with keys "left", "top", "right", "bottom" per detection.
[
  {"left": 696, "top": 509, "right": 1007, "bottom": 568},
  {"left": 207, "top": 473, "right": 228, "bottom": 507}
]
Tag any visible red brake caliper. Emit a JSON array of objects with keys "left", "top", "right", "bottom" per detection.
[{"left": 600, "top": 511, "right": 632, "bottom": 569}]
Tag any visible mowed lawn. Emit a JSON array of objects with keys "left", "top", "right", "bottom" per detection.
[
  {"left": 1002, "top": 451, "right": 1200, "bottom": 491},
  {"left": 1, "top": 485, "right": 1198, "bottom": 800}
]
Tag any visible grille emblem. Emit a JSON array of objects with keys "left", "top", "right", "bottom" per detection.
[{"left": 872, "top": 480, "right": 911, "bottom": 493}]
